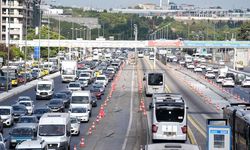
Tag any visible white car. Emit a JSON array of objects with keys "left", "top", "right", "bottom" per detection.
[
  {"left": 222, "top": 78, "right": 235, "bottom": 87},
  {"left": 219, "top": 60, "right": 225, "bottom": 65},
  {"left": 70, "top": 117, "right": 80, "bottom": 135},
  {"left": 95, "top": 75, "right": 108, "bottom": 87},
  {"left": 179, "top": 60, "right": 185, "bottom": 65},
  {"left": 206, "top": 67, "right": 213, "bottom": 72},
  {"left": 241, "top": 78, "right": 250, "bottom": 87},
  {"left": 205, "top": 71, "right": 216, "bottom": 79},
  {"left": 17, "top": 96, "right": 32, "bottom": 102},
  {"left": 78, "top": 78, "right": 88, "bottom": 89},
  {"left": 200, "top": 64, "right": 206, "bottom": 69},
  {"left": 216, "top": 75, "right": 226, "bottom": 83},
  {"left": 187, "top": 64, "right": 195, "bottom": 69},
  {"left": 18, "top": 101, "right": 34, "bottom": 114},
  {"left": 200, "top": 58, "right": 206, "bottom": 63},
  {"left": 0, "top": 106, "right": 14, "bottom": 126},
  {"left": 213, "top": 67, "right": 219, "bottom": 73},
  {"left": 70, "top": 107, "right": 90, "bottom": 122},
  {"left": 194, "top": 67, "right": 202, "bottom": 72},
  {"left": 67, "top": 82, "right": 82, "bottom": 91}
]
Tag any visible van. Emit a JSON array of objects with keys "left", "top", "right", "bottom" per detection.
[
  {"left": 16, "top": 139, "right": 48, "bottom": 150},
  {"left": 70, "top": 91, "right": 92, "bottom": 115},
  {"left": 38, "top": 113, "right": 71, "bottom": 150},
  {"left": 0, "top": 106, "right": 14, "bottom": 127},
  {"left": 36, "top": 79, "right": 54, "bottom": 100},
  {"left": 150, "top": 93, "right": 187, "bottom": 142}
]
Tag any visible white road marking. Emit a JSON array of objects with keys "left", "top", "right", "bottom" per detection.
[{"left": 121, "top": 65, "right": 135, "bottom": 150}]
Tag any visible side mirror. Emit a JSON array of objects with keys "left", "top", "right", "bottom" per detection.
[
  {"left": 149, "top": 103, "right": 153, "bottom": 109},
  {"left": 186, "top": 107, "right": 189, "bottom": 109}
]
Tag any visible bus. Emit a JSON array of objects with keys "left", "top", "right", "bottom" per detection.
[
  {"left": 184, "top": 55, "right": 193, "bottom": 63},
  {"left": 149, "top": 52, "right": 154, "bottom": 60},
  {"left": 144, "top": 71, "right": 165, "bottom": 96},
  {"left": 1, "top": 66, "right": 19, "bottom": 86},
  {"left": 223, "top": 103, "right": 250, "bottom": 150},
  {"left": 149, "top": 93, "right": 188, "bottom": 142}
]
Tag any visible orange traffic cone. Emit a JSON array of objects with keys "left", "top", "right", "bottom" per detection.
[
  {"left": 79, "top": 137, "right": 85, "bottom": 148},
  {"left": 88, "top": 127, "right": 92, "bottom": 135},
  {"left": 92, "top": 122, "right": 96, "bottom": 129},
  {"left": 74, "top": 144, "right": 77, "bottom": 150}
]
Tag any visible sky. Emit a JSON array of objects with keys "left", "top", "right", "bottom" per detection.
[{"left": 53, "top": 0, "right": 250, "bottom": 9}]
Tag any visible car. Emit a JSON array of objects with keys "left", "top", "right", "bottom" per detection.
[
  {"left": 33, "top": 107, "right": 51, "bottom": 120},
  {"left": 179, "top": 60, "right": 185, "bottom": 65},
  {"left": 219, "top": 60, "right": 225, "bottom": 65},
  {"left": 9, "top": 126, "right": 37, "bottom": 148},
  {"left": 12, "top": 104, "right": 28, "bottom": 121},
  {"left": 59, "top": 90, "right": 72, "bottom": 98},
  {"left": 31, "top": 71, "right": 39, "bottom": 79},
  {"left": 91, "top": 82, "right": 105, "bottom": 94},
  {"left": 200, "top": 58, "right": 206, "bottom": 63},
  {"left": 90, "top": 87, "right": 102, "bottom": 100},
  {"left": 53, "top": 92, "right": 70, "bottom": 108},
  {"left": 213, "top": 66, "right": 219, "bottom": 73},
  {"left": 47, "top": 99, "right": 65, "bottom": 112},
  {"left": 70, "top": 117, "right": 80, "bottom": 135},
  {"left": 0, "top": 76, "right": 12, "bottom": 91},
  {"left": 187, "top": 64, "right": 195, "bottom": 69},
  {"left": 0, "top": 106, "right": 14, "bottom": 127},
  {"left": 78, "top": 78, "right": 88, "bottom": 89},
  {"left": 91, "top": 95, "right": 98, "bottom": 107},
  {"left": 216, "top": 75, "right": 226, "bottom": 83},
  {"left": 69, "top": 107, "right": 90, "bottom": 122},
  {"left": 222, "top": 78, "right": 235, "bottom": 87},
  {"left": 206, "top": 66, "right": 213, "bottom": 72},
  {"left": 205, "top": 71, "right": 216, "bottom": 79},
  {"left": 95, "top": 75, "right": 108, "bottom": 87},
  {"left": 200, "top": 64, "right": 206, "bottom": 69},
  {"left": 18, "top": 101, "right": 34, "bottom": 114},
  {"left": 16, "top": 116, "right": 38, "bottom": 131},
  {"left": 67, "top": 82, "right": 82, "bottom": 91},
  {"left": 17, "top": 96, "right": 32, "bottom": 102},
  {"left": 241, "top": 78, "right": 250, "bottom": 87},
  {"left": 15, "top": 139, "right": 47, "bottom": 150},
  {"left": 194, "top": 67, "right": 202, "bottom": 72}
]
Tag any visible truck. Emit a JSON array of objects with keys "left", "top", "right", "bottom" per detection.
[{"left": 61, "top": 60, "right": 77, "bottom": 83}]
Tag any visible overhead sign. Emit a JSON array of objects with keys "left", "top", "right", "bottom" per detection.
[
  {"left": 148, "top": 40, "right": 182, "bottom": 47},
  {"left": 34, "top": 46, "right": 40, "bottom": 59},
  {"left": 183, "top": 41, "right": 250, "bottom": 48}
]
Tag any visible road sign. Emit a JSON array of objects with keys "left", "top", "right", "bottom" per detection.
[
  {"left": 34, "top": 46, "right": 40, "bottom": 59},
  {"left": 148, "top": 40, "right": 182, "bottom": 47}
]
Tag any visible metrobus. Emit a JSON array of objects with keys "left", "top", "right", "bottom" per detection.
[
  {"left": 223, "top": 103, "right": 250, "bottom": 150},
  {"left": 1, "top": 66, "right": 19, "bottom": 86},
  {"left": 144, "top": 71, "right": 165, "bottom": 96},
  {"left": 150, "top": 93, "right": 187, "bottom": 142}
]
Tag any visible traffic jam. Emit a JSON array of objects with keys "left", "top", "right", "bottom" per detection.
[{"left": 0, "top": 48, "right": 128, "bottom": 149}]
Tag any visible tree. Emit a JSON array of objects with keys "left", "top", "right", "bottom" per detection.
[{"left": 238, "top": 22, "right": 250, "bottom": 40}]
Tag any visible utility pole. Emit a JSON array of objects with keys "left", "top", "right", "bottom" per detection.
[{"left": 134, "top": 24, "right": 138, "bottom": 64}]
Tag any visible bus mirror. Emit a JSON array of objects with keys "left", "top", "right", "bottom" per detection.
[{"left": 149, "top": 103, "right": 153, "bottom": 109}]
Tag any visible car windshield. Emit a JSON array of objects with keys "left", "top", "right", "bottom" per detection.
[
  {"left": 71, "top": 96, "right": 89, "bottom": 104},
  {"left": 34, "top": 109, "right": 48, "bottom": 114},
  {"left": 71, "top": 107, "right": 87, "bottom": 113},
  {"left": 54, "top": 93, "right": 66, "bottom": 99},
  {"left": 12, "top": 106, "right": 26, "bottom": 111},
  {"left": 18, "top": 97, "right": 31, "bottom": 101},
  {"left": 80, "top": 74, "right": 89, "bottom": 77},
  {"left": 148, "top": 73, "right": 163, "bottom": 86},
  {"left": 155, "top": 106, "right": 184, "bottom": 122},
  {"left": 18, "top": 117, "right": 36, "bottom": 123},
  {"left": 79, "top": 79, "right": 87, "bottom": 82},
  {"left": 12, "top": 128, "right": 33, "bottom": 136},
  {"left": 96, "top": 77, "right": 105, "bottom": 80},
  {"left": 0, "top": 109, "right": 10, "bottom": 115},
  {"left": 19, "top": 102, "right": 31, "bottom": 106},
  {"left": 37, "top": 84, "right": 51, "bottom": 90},
  {"left": 69, "top": 83, "right": 80, "bottom": 88},
  {"left": 71, "top": 118, "right": 78, "bottom": 123},
  {"left": 49, "top": 100, "right": 62, "bottom": 105},
  {"left": 62, "top": 69, "right": 74, "bottom": 75},
  {"left": 39, "top": 125, "right": 65, "bottom": 136}
]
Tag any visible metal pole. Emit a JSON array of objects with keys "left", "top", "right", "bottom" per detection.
[
  {"left": 233, "top": 48, "right": 237, "bottom": 70},
  {"left": 47, "top": 11, "right": 50, "bottom": 63},
  {"left": 38, "top": 2, "right": 41, "bottom": 72},
  {"left": 153, "top": 47, "right": 156, "bottom": 70},
  {"left": 134, "top": 24, "right": 138, "bottom": 64},
  {"left": 24, "top": 0, "right": 28, "bottom": 84},
  {"left": 6, "top": 0, "right": 11, "bottom": 92},
  {"left": 58, "top": 14, "right": 61, "bottom": 52},
  {"left": 167, "top": 25, "right": 169, "bottom": 40}
]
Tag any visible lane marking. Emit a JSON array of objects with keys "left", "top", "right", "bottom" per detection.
[
  {"left": 121, "top": 64, "right": 135, "bottom": 150},
  {"left": 187, "top": 126, "right": 197, "bottom": 145},
  {"left": 188, "top": 115, "right": 207, "bottom": 137}
]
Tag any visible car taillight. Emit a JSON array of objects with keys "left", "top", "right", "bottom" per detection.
[
  {"left": 181, "top": 125, "right": 187, "bottom": 134},
  {"left": 152, "top": 124, "right": 158, "bottom": 133}
]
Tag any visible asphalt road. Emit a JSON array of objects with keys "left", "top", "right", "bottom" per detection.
[{"left": 140, "top": 57, "right": 223, "bottom": 150}]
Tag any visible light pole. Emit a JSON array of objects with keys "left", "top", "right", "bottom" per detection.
[
  {"left": 6, "top": 0, "right": 11, "bottom": 92},
  {"left": 24, "top": 0, "right": 30, "bottom": 84},
  {"left": 71, "top": 22, "right": 74, "bottom": 40},
  {"left": 134, "top": 24, "right": 138, "bottom": 64}
]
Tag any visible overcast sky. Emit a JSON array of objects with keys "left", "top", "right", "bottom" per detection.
[{"left": 52, "top": 0, "right": 250, "bottom": 9}]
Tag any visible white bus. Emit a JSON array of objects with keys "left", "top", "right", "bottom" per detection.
[
  {"left": 138, "top": 51, "right": 144, "bottom": 58},
  {"left": 145, "top": 72, "right": 165, "bottom": 96},
  {"left": 149, "top": 93, "right": 188, "bottom": 142},
  {"left": 184, "top": 55, "right": 192, "bottom": 63}
]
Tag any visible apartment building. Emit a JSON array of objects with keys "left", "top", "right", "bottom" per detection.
[{"left": 0, "top": 0, "right": 40, "bottom": 43}]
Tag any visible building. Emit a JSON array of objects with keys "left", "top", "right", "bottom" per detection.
[
  {"left": 138, "top": 3, "right": 157, "bottom": 10},
  {"left": 0, "top": 0, "right": 40, "bottom": 43}
]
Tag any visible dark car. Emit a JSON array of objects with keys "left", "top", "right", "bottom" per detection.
[
  {"left": 9, "top": 126, "right": 37, "bottom": 148},
  {"left": 33, "top": 107, "right": 51, "bottom": 120},
  {"left": 47, "top": 99, "right": 65, "bottom": 112},
  {"left": 12, "top": 104, "right": 28, "bottom": 121},
  {"left": 59, "top": 90, "right": 72, "bottom": 98},
  {"left": 0, "top": 76, "right": 12, "bottom": 91},
  {"left": 17, "top": 74, "right": 25, "bottom": 84},
  {"left": 0, "top": 117, "right": 3, "bottom": 133},
  {"left": 91, "top": 95, "right": 97, "bottom": 107},
  {"left": 90, "top": 87, "right": 102, "bottom": 100},
  {"left": 53, "top": 93, "right": 70, "bottom": 108},
  {"left": 31, "top": 71, "right": 39, "bottom": 79}
]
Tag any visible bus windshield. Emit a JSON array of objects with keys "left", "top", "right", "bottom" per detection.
[
  {"left": 155, "top": 105, "right": 184, "bottom": 122},
  {"left": 148, "top": 73, "right": 163, "bottom": 86},
  {"left": 71, "top": 96, "right": 89, "bottom": 104}
]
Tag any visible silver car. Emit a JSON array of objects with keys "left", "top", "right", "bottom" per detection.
[{"left": 70, "top": 117, "right": 80, "bottom": 135}]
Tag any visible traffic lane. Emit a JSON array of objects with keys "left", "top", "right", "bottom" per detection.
[
  {"left": 79, "top": 64, "right": 133, "bottom": 150},
  {"left": 155, "top": 60, "right": 222, "bottom": 149}
]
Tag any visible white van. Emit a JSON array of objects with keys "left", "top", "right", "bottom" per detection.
[
  {"left": 149, "top": 93, "right": 188, "bottom": 142},
  {"left": 70, "top": 91, "right": 92, "bottom": 115},
  {"left": 0, "top": 106, "right": 13, "bottom": 126},
  {"left": 95, "top": 75, "right": 108, "bottom": 87},
  {"left": 38, "top": 113, "right": 71, "bottom": 150},
  {"left": 36, "top": 79, "right": 54, "bottom": 100}
]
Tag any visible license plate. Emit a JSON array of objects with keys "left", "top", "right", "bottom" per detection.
[{"left": 164, "top": 132, "right": 176, "bottom": 136}]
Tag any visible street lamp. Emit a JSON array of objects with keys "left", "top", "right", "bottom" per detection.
[{"left": 6, "top": 0, "right": 11, "bottom": 92}]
